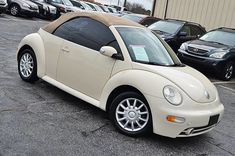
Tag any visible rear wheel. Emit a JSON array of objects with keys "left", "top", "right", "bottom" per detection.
[
  {"left": 219, "top": 61, "right": 234, "bottom": 81},
  {"left": 109, "top": 92, "right": 152, "bottom": 137},
  {"left": 18, "top": 49, "right": 38, "bottom": 82}
]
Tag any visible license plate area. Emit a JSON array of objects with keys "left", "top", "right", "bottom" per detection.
[{"left": 208, "top": 114, "right": 219, "bottom": 126}]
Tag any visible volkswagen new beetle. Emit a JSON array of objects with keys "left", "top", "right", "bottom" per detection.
[{"left": 17, "top": 12, "right": 224, "bottom": 138}]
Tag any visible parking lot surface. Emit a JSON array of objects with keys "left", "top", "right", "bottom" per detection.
[{"left": 0, "top": 14, "right": 235, "bottom": 156}]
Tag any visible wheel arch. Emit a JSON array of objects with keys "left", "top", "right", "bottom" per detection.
[
  {"left": 9, "top": 2, "right": 21, "bottom": 9},
  {"left": 17, "top": 33, "right": 46, "bottom": 78},
  {"left": 105, "top": 85, "right": 146, "bottom": 112}
]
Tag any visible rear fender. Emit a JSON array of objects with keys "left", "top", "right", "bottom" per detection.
[{"left": 17, "top": 33, "right": 45, "bottom": 78}]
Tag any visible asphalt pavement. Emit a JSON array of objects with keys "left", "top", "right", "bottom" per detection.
[{"left": 0, "top": 14, "right": 235, "bottom": 156}]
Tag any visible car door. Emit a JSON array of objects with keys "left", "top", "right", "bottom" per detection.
[{"left": 54, "top": 17, "right": 120, "bottom": 100}]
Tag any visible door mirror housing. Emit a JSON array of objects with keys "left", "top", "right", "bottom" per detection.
[
  {"left": 100, "top": 46, "right": 118, "bottom": 58},
  {"left": 179, "top": 31, "right": 187, "bottom": 37}
]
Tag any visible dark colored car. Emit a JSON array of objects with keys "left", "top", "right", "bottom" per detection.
[
  {"left": 149, "top": 19, "right": 206, "bottom": 53},
  {"left": 178, "top": 27, "right": 235, "bottom": 81},
  {"left": 122, "top": 14, "right": 161, "bottom": 27},
  {"left": 0, "top": 0, "right": 7, "bottom": 14},
  {"left": 30, "top": 0, "right": 57, "bottom": 19},
  {"left": 46, "top": 0, "right": 79, "bottom": 18}
]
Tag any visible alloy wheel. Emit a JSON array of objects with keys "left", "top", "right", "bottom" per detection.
[
  {"left": 19, "top": 53, "right": 34, "bottom": 78},
  {"left": 11, "top": 6, "right": 18, "bottom": 16},
  {"left": 115, "top": 98, "right": 149, "bottom": 132},
  {"left": 225, "top": 64, "right": 233, "bottom": 80}
]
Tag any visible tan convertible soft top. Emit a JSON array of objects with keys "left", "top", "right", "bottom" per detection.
[{"left": 43, "top": 12, "right": 144, "bottom": 33}]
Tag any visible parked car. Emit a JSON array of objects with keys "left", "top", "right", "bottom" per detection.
[
  {"left": 7, "top": 0, "right": 39, "bottom": 17},
  {"left": 70, "top": 0, "right": 93, "bottom": 11},
  {"left": 17, "top": 12, "right": 224, "bottom": 138},
  {"left": 0, "top": 0, "right": 7, "bottom": 14},
  {"left": 178, "top": 27, "right": 235, "bottom": 81},
  {"left": 46, "top": 0, "right": 80, "bottom": 18},
  {"left": 84, "top": 2, "right": 103, "bottom": 12},
  {"left": 30, "top": 0, "right": 57, "bottom": 19},
  {"left": 122, "top": 14, "right": 161, "bottom": 27},
  {"left": 109, "top": 5, "right": 127, "bottom": 12},
  {"left": 99, "top": 5, "right": 110, "bottom": 13},
  {"left": 149, "top": 19, "right": 206, "bottom": 53}
]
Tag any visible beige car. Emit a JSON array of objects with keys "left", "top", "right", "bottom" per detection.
[{"left": 17, "top": 12, "right": 224, "bottom": 138}]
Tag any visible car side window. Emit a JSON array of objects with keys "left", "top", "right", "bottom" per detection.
[
  {"left": 53, "top": 17, "right": 121, "bottom": 52},
  {"left": 180, "top": 25, "right": 191, "bottom": 36},
  {"left": 191, "top": 26, "right": 204, "bottom": 37}
]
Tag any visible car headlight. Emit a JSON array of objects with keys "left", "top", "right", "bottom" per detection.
[
  {"left": 22, "top": 3, "right": 30, "bottom": 8},
  {"left": 209, "top": 51, "right": 227, "bottom": 59},
  {"left": 163, "top": 85, "right": 182, "bottom": 106},
  {"left": 180, "top": 43, "right": 188, "bottom": 51}
]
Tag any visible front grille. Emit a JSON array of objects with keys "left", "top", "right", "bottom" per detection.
[
  {"left": 179, "top": 114, "right": 220, "bottom": 136},
  {"left": 187, "top": 46, "right": 208, "bottom": 55},
  {"left": 179, "top": 124, "right": 216, "bottom": 136}
]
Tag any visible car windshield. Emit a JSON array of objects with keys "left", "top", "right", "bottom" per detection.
[
  {"left": 122, "top": 14, "right": 144, "bottom": 23},
  {"left": 148, "top": 21, "right": 183, "bottom": 35},
  {"left": 116, "top": 27, "right": 181, "bottom": 66},
  {"left": 63, "top": 0, "right": 72, "bottom": 6},
  {"left": 200, "top": 30, "right": 235, "bottom": 46},
  {"left": 80, "top": 2, "right": 93, "bottom": 10}
]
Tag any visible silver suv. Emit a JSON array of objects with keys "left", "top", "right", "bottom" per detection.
[
  {"left": 0, "top": 0, "right": 7, "bottom": 14},
  {"left": 8, "top": 0, "right": 39, "bottom": 17}
]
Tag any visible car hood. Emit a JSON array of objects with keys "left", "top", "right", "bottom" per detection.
[
  {"left": 132, "top": 62, "right": 217, "bottom": 103},
  {"left": 31, "top": 1, "right": 54, "bottom": 8},
  {"left": 24, "top": 0, "right": 38, "bottom": 7},
  {"left": 187, "top": 39, "right": 231, "bottom": 52}
]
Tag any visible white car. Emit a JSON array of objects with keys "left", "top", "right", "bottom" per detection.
[
  {"left": 8, "top": 0, "right": 39, "bottom": 17},
  {"left": 17, "top": 12, "right": 224, "bottom": 138}
]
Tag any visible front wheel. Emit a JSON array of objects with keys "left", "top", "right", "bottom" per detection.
[
  {"left": 109, "top": 92, "right": 152, "bottom": 137},
  {"left": 18, "top": 49, "right": 38, "bottom": 82},
  {"left": 219, "top": 61, "right": 234, "bottom": 81},
  {"left": 10, "top": 4, "right": 20, "bottom": 16}
]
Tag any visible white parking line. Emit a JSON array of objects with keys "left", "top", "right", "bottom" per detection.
[{"left": 218, "top": 85, "right": 235, "bottom": 95}]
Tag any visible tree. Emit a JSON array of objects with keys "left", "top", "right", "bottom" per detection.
[{"left": 125, "top": 2, "right": 150, "bottom": 15}]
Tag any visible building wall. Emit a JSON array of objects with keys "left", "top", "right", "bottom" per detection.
[{"left": 153, "top": 0, "right": 235, "bottom": 31}]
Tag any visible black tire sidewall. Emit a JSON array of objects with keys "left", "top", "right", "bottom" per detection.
[
  {"left": 109, "top": 91, "right": 152, "bottom": 137},
  {"left": 18, "top": 49, "right": 38, "bottom": 82}
]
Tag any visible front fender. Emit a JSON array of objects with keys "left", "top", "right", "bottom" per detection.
[
  {"left": 99, "top": 69, "right": 176, "bottom": 111},
  {"left": 17, "top": 33, "right": 45, "bottom": 78}
]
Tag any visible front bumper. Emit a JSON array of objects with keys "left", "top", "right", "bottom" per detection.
[
  {"left": 177, "top": 49, "right": 228, "bottom": 73},
  {"left": 145, "top": 94, "right": 224, "bottom": 138}
]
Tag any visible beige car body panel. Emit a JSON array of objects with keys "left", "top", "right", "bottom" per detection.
[{"left": 17, "top": 21, "right": 224, "bottom": 138}]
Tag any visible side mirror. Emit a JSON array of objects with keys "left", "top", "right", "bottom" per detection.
[
  {"left": 179, "top": 31, "right": 187, "bottom": 37},
  {"left": 100, "top": 46, "right": 118, "bottom": 58}
]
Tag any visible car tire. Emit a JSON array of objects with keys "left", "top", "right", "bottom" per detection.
[
  {"left": 219, "top": 61, "right": 234, "bottom": 81},
  {"left": 10, "top": 4, "right": 20, "bottom": 16},
  {"left": 109, "top": 91, "right": 152, "bottom": 137},
  {"left": 18, "top": 49, "right": 39, "bottom": 83}
]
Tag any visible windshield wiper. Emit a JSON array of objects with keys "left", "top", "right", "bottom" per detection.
[{"left": 166, "top": 63, "right": 185, "bottom": 67}]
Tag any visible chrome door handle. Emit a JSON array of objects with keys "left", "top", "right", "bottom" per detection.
[{"left": 62, "top": 47, "right": 70, "bottom": 53}]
